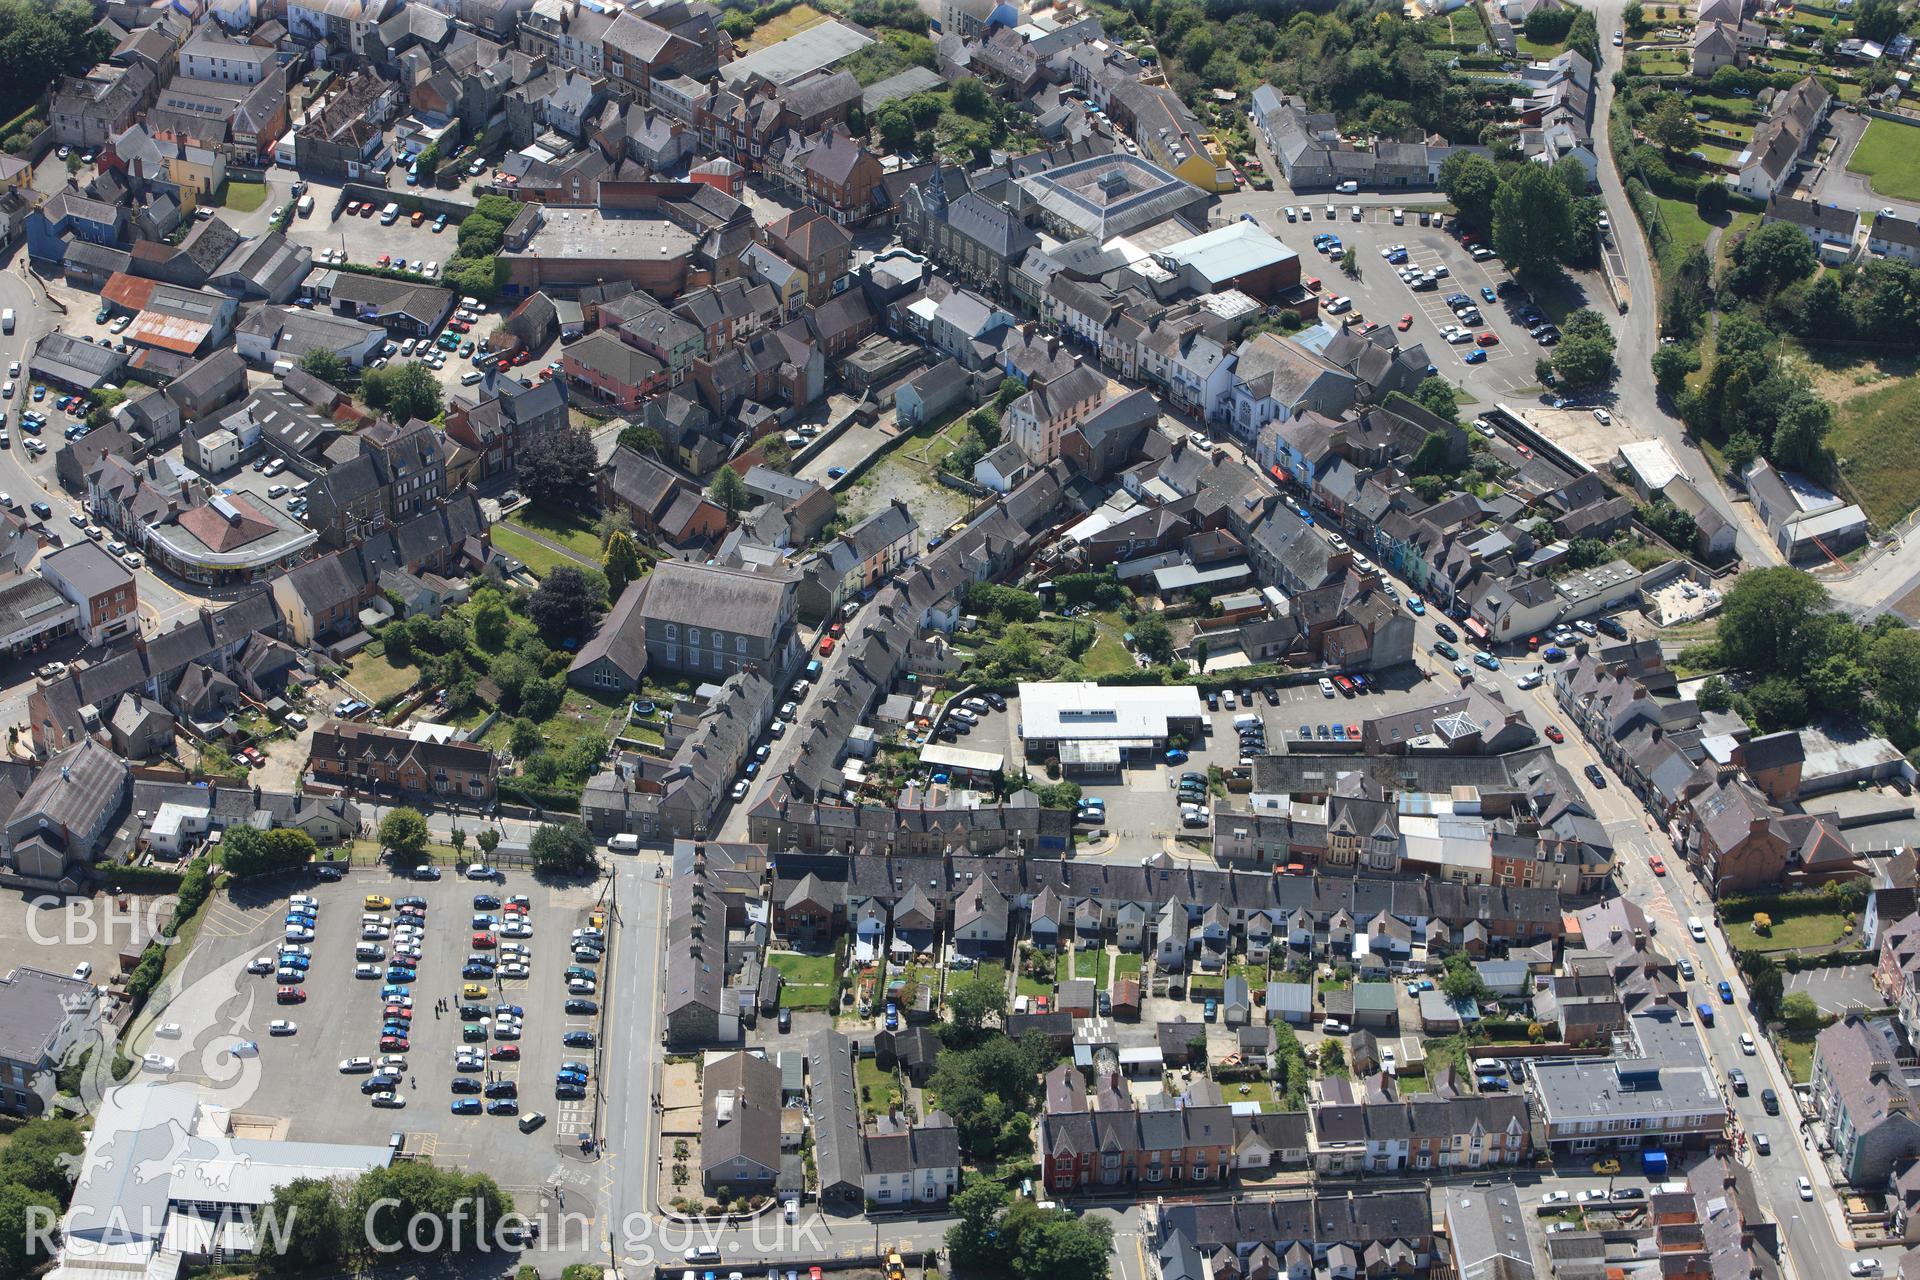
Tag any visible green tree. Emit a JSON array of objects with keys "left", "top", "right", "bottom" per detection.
[
  {"left": 1779, "top": 990, "right": 1823, "bottom": 1032},
  {"left": 473, "top": 597, "right": 511, "bottom": 650},
  {"left": 1870, "top": 626, "right": 1920, "bottom": 726},
  {"left": 0, "top": 1117, "right": 83, "bottom": 1201},
  {"left": 1718, "top": 567, "right": 1831, "bottom": 675},
  {"left": 298, "top": 349, "right": 351, "bottom": 388},
  {"left": 361, "top": 361, "right": 443, "bottom": 423},
  {"left": 1439, "top": 151, "right": 1500, "bottom": 228},
  {"left": 528, "top": 566, "right": 605, "bottom": 643},
  {"left": 1746, "top": 674, "right": 1809, "bottom": 730},
  {"left": 509, "top": 717, "right": 543, "bottom": 757},
  {"left": 529, "top": 821, "right": 597, "bottom": 874},
  {"left": 1651, "top": 344, "right": 1699, "bottom": 397},
  {"left": 0, "top": 1181, "right": 57, "bottom": 1277},
  {"left": 1722, "top": 430, "right": 1760, "bottom": 475},
  {"left": 478, "top": 828, "right": 501, "bottom": 856},
  {"left": 1644, "top": 93, "right": 1700, "bottom": 155},
  {"left": 1623, "top": 1, "right": 1646, "bottom": 32},
  {"left": 1016, "top": 1214, "right": 1115, "bottom": 1280},
  {"left": 1552, "top": 335, "right": 1614, "bottom": 388},
  {"left": 1696, "top": 180, "right": 1729, "bottom": 218},
  {"left": 1728, "top": 219, "right": 1817, "bottom": 299},
  {"left": 1638, "top": 498, "right": 1697, "bottom": 549},
  {"left": 378, "top": 808, "right": 430, "bottom": 862},
  {"left": 947, "top": 973, "right": 1007, "bottom": 1042},
  {"left": 617, "top": 422, "right": 665, "bottom": 455},
  {"left": 603, "top": 530, "right": 642, "bottom": 600},
  {"left": 946, "top": 1177, "right": 1012, "bottom": 1272},
  {"left": 347, "top": 1163, "right": 512, "bottom": 1259},
  {"left": 1132, "top": 612, "right": 1174, "bottom": 664},
  {"left": 1441, "top": 952, "right": 1487, "bottom": 1003},
  {"left": 710, "top": 466, "right": 748, "bottom": 518},
  {"left": 257, "top": 1177, "right": 347, "bottom": 1273},
  {"left": 1492, "top": 162, "right": 1574, "bottom": 278},
  {"left": 1736, "top": 950, "right": 1782, "bottom": 1018},
  {"left": 951, "top": 76, "right": 991, "bottom": 116},
  {"left": 1697, "top": 675, "right": 1734, "bottom": 712},
  {"left": 1413, "top": 377, "right": 1458, "bottom": 426},
  {"left": 517, "top": 427, "right": 599, "bottom": 512}
]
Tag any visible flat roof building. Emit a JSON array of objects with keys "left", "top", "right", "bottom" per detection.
[{"left": 1017, "top": 680, "right": 1205, "bottom": 757}]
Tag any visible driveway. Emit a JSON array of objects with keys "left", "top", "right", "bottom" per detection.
[{"left": 1783, "top": 963, "right": 1880, "bottom": 1015}]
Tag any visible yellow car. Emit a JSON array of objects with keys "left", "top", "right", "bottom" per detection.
[
  {"left": 590, "top": 911, "right": 606, "bottom": 930},
  {"left": 1591, "top": 1158, "right": 1621, "bottom": 1176},
  {"left": 364, "top": 894, "right": 392, "bottom": 910},
  {"left": 462, "top": 983, "right": 489, "bottom": 1000}
]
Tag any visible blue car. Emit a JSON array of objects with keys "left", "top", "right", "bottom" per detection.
[
  {"left": 1718, "top": 980, "right": 1734, "bottom": 1004},
  {"left": 381, "top": 984, "right": 409, "bottom": 1000},
  {"left": 463, "top": 964, "right": 494, "bottom": 979},
  {"left": 1407, "top": 597, "right": 1426, "bottom": 615},
  {"left": 278, "top": 955, "right": 310, "bottom": 971},
  {"left": 474, "top": 894, "right": 500, "bottom": 909},
  {"left": 1473, "top": 652, "right": 1501, "bottom": 671},
  {"left": 884, "top": 1003, "right": 899, "bottom": 1030},
  {"left": 451, "top": 1098, "right": 483, "bottom": 1115},
  {"left": 560, "top": 1060, "right": 590, "bottom": 1075},
  {"left": 1481, "top": 287, "right": 1497, "bottom": 303},
  {"left": 1464, "top": 349, "right": 1487, "bottom": 364},
  {"left": 827, "top": 467, "right": 846, "bottom": 479},
  {"left": 386, "top": 967, "right": 416, "bottom": 982},
  {"left": 283, "top": 912, "right": 315, "bottom": 926},
  {"left": 1164, "top": 748, "right": 1188, "bottom": 765},
  {"left": 562, "top": 1029, "right": 595, "bottom": 1048}
]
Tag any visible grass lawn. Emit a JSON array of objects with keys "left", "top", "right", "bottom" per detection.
[
  {"left": 739, "top": 1, "right": 828, "bottom": 49},
  {"left": 974, "top": 961, "right": 1007, "bottom": 996},
  {"left": 1723, "top": 911, "right": 1850, "bottom": 951},
  {"left": 1114, "top": 953, "right": 1142, "bottom": 979},
  {"left": 214, "top": 181, "right": 268, "bottom": 212},
  {"left": 1015, "top": 968, "right": 1053, "bottom": 998},
  {"left": 896, "top": 413, "right": 976, "bottom": 467},
  {"left": 483, "top": 684, "right": 624, "bottom": 757},
  {"left": 489, "top": 525, "right": 579, "bottom": 578},
  {"left": 771, "top": 951, "right": 836, "bottom": 1010},
  {"left": 1188, "top": 974, "right": 1224, "bottom": 998},
  {"left": 346, "top": 646, "right": 422, "bottom": 703},
  {"left": 1652, "top": 196, "right": 1715, "bottom": 276},
  {"left": 1081, "top": 629, "right": 1137, "bottom": 677},
  {"left": 1689, "top": 94, "right": 1760, "bottom": 122},
  {"left": 1074, "top": 948, "right": 1110, "bottom": 986},
  {"left": 509, "top": 502, "right": 604, "bottom": 560},
  {"left": 855, "top": 1053, "right": 898, "bottom": 1118},
  {"left": 1847, "top": 118, "right": 1920, "bottom": 201},
  {"left": 1778, "top": 1030, "right": 1817, "bottom": 1084},
  {"left": 1828, "top": 372, "right": 1920, "bottom": 527}
]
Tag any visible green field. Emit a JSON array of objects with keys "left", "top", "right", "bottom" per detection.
[
  {"left": 1828, "top": 373, "right": 1920, "bottom": 527},
  {"left": 509, "top": 503, "right": 604, "bottom": 559},
  {"left": 489, "top": 525, "right": 581, "bottom": 578},
  {"left": 1846, "top": 119, "right": 1920, "bottom": 200},
  {"left": 1723, "top": 911, "right": 1850, "bottom": 951},
  {"left": 346, "top": 646, "right": 422, "bottom": 702},
  {"left": 856, "top": 1053, "right": 898, "bottom": 1118},
  {"left": 217, "top": 180, "right": 268, "bottom": 212},
  {"left": 1074, "top": 947, "right": 1110, "bottom": 985},
  {"left": 1114, "top": 953, "right": 1143, "bottom": 978},
  {"left": 771, "top": 951, "right": 836, "bottom": 1009},
  {"left": 481, "top": 684, "right": 624, "bottom": 756},
  {"left": 1777, "top": 1030, "right": 1817, "bottom": 1083}
]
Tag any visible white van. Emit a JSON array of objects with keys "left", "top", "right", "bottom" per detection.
[
  {"left": 1688, "top": 916, "right": 1707, "bottom": 942},
  {"left": 296, "top": 194, "right": 315, "bottom": 218},
  {"left": 607, "top": 833, "right": 640, "bottom": 853},
  {"left": 460, "top": 370, "right": 485, "bottom": 386},
  {"left": 379, "top": 202, "right": 401, "bottom": 224},
  {"left": 1233, "top": 713, "right": 1260, "bottom": 730}
]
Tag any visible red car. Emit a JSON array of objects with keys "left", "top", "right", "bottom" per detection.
[
  {"left": 276, "top": 986, "right": 305, "bottom": 1003},
  {"left": 1346, "top": 724, "right": 1359, "bottom": 738},
  {"left": 1649, "top": 854, "right": 1668, "bottom": 876},
  {"left": 384, "top": 1004, "right": 413, "bottom": 1021},
  {"left": 472, "top": 931, "right": 497, "bottom": 948},
  {"left": 829, "top": 621, "right": 844, "bottom": 637},
  {"left": 1544, "top": 725, "right": 1565, "bottom": 743},
  {"left": 380, "top": 1035, "right": 410, "bottom": 1052},
  {"left": 1477, "top": 331, "right": 1499, "bottom": 346},
  {"left": 819, "top": 636, "right": 836, "bottom": 655},
  {"left": 1398, "top": 313, "right": 1413, "bottom": 331},
  {"left": 489, "top": 1044, "right": 520, "bottom": 1060},
  {"left": 377, "top": 254, "right": 391, "bottom": 267}
]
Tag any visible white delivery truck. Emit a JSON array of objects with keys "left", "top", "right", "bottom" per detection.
[{"left": 2, "top": 309, "right": 14, "bottom": 333}]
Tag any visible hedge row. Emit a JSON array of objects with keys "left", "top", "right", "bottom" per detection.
[{"left": 496, "top": 776, "right": 581, "bottom": 813}]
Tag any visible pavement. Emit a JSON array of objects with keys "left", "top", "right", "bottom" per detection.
[{"left": 1801, "top": 108, "right": 1920, "bottom": 225}]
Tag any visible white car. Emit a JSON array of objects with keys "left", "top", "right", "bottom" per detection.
[
  {"left": 1592, "top": 408, "right": 1612, "bottom": 424},
  {"left": 155, "top": 1022, "right": 183, "bottom": 1039},
  {"left": 269, "top": 1020, "right": 298, "bottom": 1036},
  {"left": 370, "top": 1091, "right": 406, "bottom": 1109},
  {"left": 142, "top": 1053, "right": 176, "bottom": 1074},
  {"left": 72, "top": 961, "right": 92, "bottom": 981},
  {"left": 1612, "top": 29, "right": 1623, "bottom": 44},
  {"left": 1799, "top": 1177, "right": 1814, "bottom": 1200},
  {"left": 285, "top": 926, "right": 314, "bottom": 942},
  {"left": 1852, "top": 1261, "right": 1885, "bottom": 1276},
  {"left": 340, "top": 1057, "right": 376, "bottom": 1073},
  {"left": 1541, "top": 1190, "right": 1571, "bottom": 1205},
  {"left": 1318, "top": 677, "right": 1336, "bottom": 697},
  {"left": 1740, "top": 1032, "right": 1755, "bottom": 1054},
  {"left": 1578, "top": 1188, "right": 1609, "bottom": 1202},
  {"left": 355, "top": 963, "right": 382, "bottom": 979}
]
